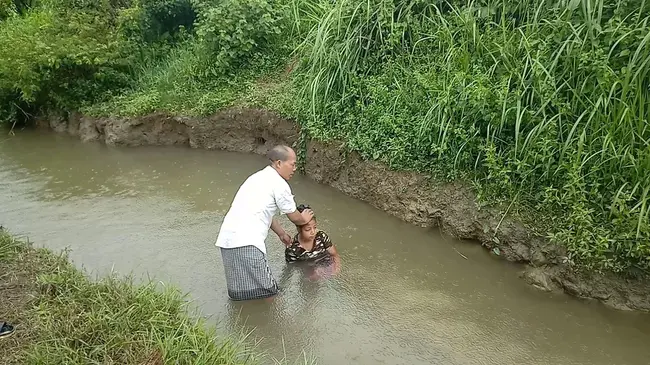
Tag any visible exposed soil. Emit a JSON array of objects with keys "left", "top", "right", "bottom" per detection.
[{"left": 35, "top": 108, "right": 650, "bottom": 312}]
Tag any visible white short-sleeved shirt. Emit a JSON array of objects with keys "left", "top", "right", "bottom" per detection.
[{"left": 215, "top": 165, "right": 297, "bottom": 254}]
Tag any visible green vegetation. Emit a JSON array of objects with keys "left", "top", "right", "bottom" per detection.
[
  {"left": 290, "top": 0, "right": 650, "bottom": 275},
  {"left": 0, "top": 229, "right": 311, "bottom": 364},
  {"left": 0, "top": 0, "right": 649, "bottom": 275}
]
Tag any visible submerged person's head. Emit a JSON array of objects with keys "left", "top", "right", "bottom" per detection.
[
  {"left": 296, "top": 204, "right": 317, "bottom": 240},
  {"left": 267, "top": 145, "right": 297, "bottom": 180}
]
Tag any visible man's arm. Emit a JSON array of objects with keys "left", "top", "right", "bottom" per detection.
[
  {"left": 274, "top": 183, "right": 313, "bottom": 225},
  {"left": 270, "top": 217, "right": 291, "bottom": 246},
  {"left": 270, "top": 217, "right": 285, "bottom": 236}
]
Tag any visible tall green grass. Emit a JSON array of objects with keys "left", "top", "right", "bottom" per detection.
[
  {"left": 290, "top": 0, "right": 650, "bottom": 273},
  {"left": 86, "top": 41, "right": 245, "bottom": 116},
  {"left": 0, "top": 227, "right": 22, "bottom": 261}
]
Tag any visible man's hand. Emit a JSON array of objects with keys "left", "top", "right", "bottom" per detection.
[
  {"left": 301, "top": 209, "right": 314, "bottom": 223},
  {"left": 279, "top": 232, "right": 292, "bottom": 247},
  {"left": 286, "top": 208, "right": 314, "bottom": 225}
]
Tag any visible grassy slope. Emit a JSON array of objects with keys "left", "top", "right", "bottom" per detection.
[{"left": 0, "top": 229, "right": 304, "bottom": 365}]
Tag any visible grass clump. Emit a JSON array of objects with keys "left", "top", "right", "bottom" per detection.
[{"left": 0, "top": 228, "right": 292, "bottom": 365}]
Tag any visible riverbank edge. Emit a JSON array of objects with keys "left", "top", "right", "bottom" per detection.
[
  {"left": 0, "top": 228, "right": 282, "bottom": 364},
  {"left": 35, "top": 107, "right": 650, "bottom": 312}
]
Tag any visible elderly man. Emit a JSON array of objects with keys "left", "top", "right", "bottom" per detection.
[{"left": 216, "top": 145, "right": 313, "bottom": 301}]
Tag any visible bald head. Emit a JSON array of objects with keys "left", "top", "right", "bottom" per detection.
[
  {"left": 267, "top": 145, "right": 297, "bottom": 180},
  {"left": 267, "top": 145, "right": 294, "bottom": 163}
]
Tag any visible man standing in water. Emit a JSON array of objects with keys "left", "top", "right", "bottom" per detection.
[{"left": 216, "top": 145, "right": 313, "bottom": 301}]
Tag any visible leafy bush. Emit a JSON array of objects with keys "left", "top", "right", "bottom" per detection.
[
  {"left": 86, "top": 0, "right": 291, "bottom": 117},
  {"left": 0, "top": 0, "right": 198, "bottom": 124},
  {"left": 139, "top": 0, "right": 196, "bottom": 42},
  {"left": 0, "top": 0, "right": 15, "bottom": 18},
  {"left": 0, "top": 9, "right": 136, "bottom": 121},
  {"left": 85, "top": 42, "right": 247, "bottom": 116},
  {"left": 192, "top": 0, "right": 288, "bottom": 75},
  {"left": 0, "top": 0, "right": 37, "bottom": 18}
]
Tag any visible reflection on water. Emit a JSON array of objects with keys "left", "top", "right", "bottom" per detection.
[{"left": 1, "top": 131, "right": 650, "bottom": 365}]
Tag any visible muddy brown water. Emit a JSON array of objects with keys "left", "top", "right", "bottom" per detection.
[{"left": 1, "top": 131, "right": 650, "bottom": 365}]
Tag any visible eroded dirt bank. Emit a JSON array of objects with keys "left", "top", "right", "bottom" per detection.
[{"left": 36, "top": 108, "right": 650, "bottom": 311}]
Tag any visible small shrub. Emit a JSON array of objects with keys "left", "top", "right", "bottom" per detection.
[
  {"left": 192, "top": 0, "right": 287, "bottom": 75},
  {"left": 0, "top": 9, "right": 136, "bottom": 122}
]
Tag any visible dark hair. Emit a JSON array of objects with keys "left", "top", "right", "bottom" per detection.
[{"left": 296, "top": 204, "right": 316, "bottom": 227}]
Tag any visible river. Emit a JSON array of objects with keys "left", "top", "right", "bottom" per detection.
[{"left": 1, "top": 130, "right": 649, "bottom": 365}]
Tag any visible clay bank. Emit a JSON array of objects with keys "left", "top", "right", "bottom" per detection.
[{"left": 3, "top": 119, "right": 650, "bottom": 365}]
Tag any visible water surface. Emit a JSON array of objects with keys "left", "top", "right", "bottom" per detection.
[{"left": 1, "top": 131, "right": 649, "bottom": 365}]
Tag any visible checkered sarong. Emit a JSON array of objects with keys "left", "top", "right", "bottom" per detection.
[{"left": 220, "top": 245, "right": 279, "bottom": 301}]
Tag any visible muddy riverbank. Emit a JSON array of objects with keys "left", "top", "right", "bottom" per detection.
[{"left": 35, "top": 107, "right": 650, "bottom": 311}]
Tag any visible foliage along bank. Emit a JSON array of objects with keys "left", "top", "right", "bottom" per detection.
[{"left": 0, "top": 0, "right": 649, "bottom": 276}]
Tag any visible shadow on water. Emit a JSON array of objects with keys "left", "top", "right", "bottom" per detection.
[{"left": 1, "top": 131, "right": 650, "bottom": 365}]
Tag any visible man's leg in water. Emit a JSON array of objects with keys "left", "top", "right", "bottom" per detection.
[
  {"left": 263, "top": 258, "right": 279, "bottom": 303},
  {"left": 221, "top": 246, "right": 279, "bottom": 301}
]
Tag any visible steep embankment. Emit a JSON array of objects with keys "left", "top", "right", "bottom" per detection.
[{"left": 35, "top": 108, "right": 650, "bottom": 311}]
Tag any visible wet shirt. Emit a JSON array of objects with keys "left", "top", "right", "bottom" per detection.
[{"left": 285, "top": 231, "right": 332, "bottom": 262}]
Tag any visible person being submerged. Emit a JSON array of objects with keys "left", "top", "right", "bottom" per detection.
[{"left": 285, "top": 204, "right": 341, "bottom": 278}]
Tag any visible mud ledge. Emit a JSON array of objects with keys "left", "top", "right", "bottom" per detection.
[{"left": 35, "top": 107, "right": 650, "bottom": 311}]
